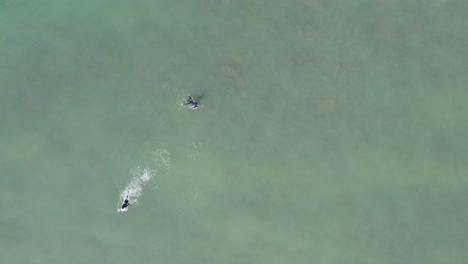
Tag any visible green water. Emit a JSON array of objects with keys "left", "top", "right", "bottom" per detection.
[{"left": 1, "top": 0, "right": 467, "bottom": 263}]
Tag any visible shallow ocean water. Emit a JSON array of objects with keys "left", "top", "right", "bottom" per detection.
[{"left": 1, "top": 0, "right": 468, "bottom": 263}]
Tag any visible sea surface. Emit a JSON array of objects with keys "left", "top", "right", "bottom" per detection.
[{"left": 1, "top": 1, "right": 467, "bottom": 263}]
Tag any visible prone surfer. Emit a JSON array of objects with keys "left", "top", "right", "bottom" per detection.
[
  {"left": 181, "top": 95, "right": 199, "bottom": 109},
  {"left": 119, "top": 196, "right": 130, "bottom": 211}
]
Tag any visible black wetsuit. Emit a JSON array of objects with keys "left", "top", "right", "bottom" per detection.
[
  {"left": 121, "top": 198, "right": 130, "bottom": 209},
  {"left": 184, "top": 96, "right": 198, "bottom": 109}
]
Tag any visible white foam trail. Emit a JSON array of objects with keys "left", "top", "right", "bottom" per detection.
[
  {"left": 152, "top": 149, "right": 171, "bottom": 172},
  {"left": 117, "top": 167, "right": 154, "bottom": 212},
  {"left": 118, "top": 149, "right": 170, "bottom": 212}
]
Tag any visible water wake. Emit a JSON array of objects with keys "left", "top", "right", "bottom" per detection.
[{"left": 118, "top": 149, "right": 171, "bottom": 212}]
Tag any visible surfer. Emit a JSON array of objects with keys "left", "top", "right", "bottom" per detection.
[
  {"left": 120, "top": 196, "right": 130, "bottom": 211},
  {"left": 181, "top": 95, "right": 199, "bottom": 109}
]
